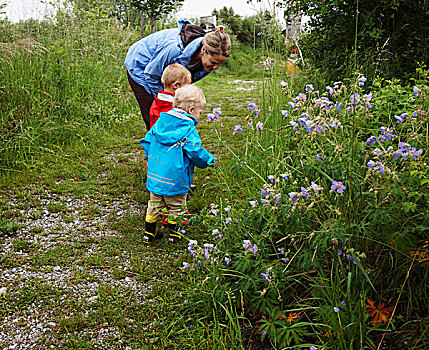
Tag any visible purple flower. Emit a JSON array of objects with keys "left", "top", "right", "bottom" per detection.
[
  {"left": 274, "top": 194, "right": 281, "bottom": 204},
  {"left": 253, "top": 244, "right": 258, "bottom": 255},
  {"left": 334, "top": 102, "right": 342, "bottom": 111},
  {"left": 366, "top": 136, "right": 377, "bottom": 146},
  {"left": 411, "top": 149, "right": 423, "bottom": 159},
  {"left": 298, "top": 117, "right": 307, "bottom": 126},
  {"left": 394, "top": 115, "right": 403, "bottom": 124},
  {"left": 280, "top": 173, "right": 288, "bottom": 180},
  {"left": 225, "top": 206, "right": 231, "bottom": 214},
  {"left": 290, "top": 121, "right": 298, "bottom": 130},
  {"left": 304, "top": 120, "right": 313, "bottom": 132},
  {"left": 225, "top": 256, "right": 230, "bottom": 265},
  {"left": 311, "top": 182, "right": 323, "bottom": 193},
  {"left": 262, "top": 330, "right": 266, "bottom": 336},
  {"left": 301, "top": 187, "right": 309, "bottom": 200},
  {"left": 358, "top": 75, "right": 367, "bottom": 86},
  {"left": 377, "top": 161, "right": 385, "bottom": 175},
  {"left": 278, "top": 248, "right": 285, "bottom": 255},
  {"left": 310, "top": 347, "right": 317, "bottom": 350},
  {"left": 268, "top": 175, "right": 275, "bottom": 183},
  {"left": 249, "top": 200, "right": 258, "bottom": 207},
  {"left": 350, "top": 93, "right": 360, "bottom": 105},
  {"left": 316, "top": 154, "right": 324, "bottom": 160},
  {"left": 297, "top": 93, "right": 307, "bottom": 101},
  {"left": 213, "top": 107, "right": 222, "bottom": 117},
  {"left": 212, "top": 229, "right": 222, "bottom": 239},
  {"left": 261, "top": 273, "right": 270, "bottom": 282},
  {"left": 281, "top": 110, "right": 288, "bottom": 117},
  {"left": 328, "top": 121, "right": 338, "bottom": 128},
  {"left": 261, "top": 198, "right": 270, "bottom": 205},
  {"left": 338, "top": 249, "right": 342, "bottom": 255},
  {"left": 234, "top": 125, "right": 243, "bottom": 134},
  {"left": 183, "top": 262, "right": 189, "bottom": 270},
  {"left": 341, "top": 301, "right": 346, "bottom": 306},
  {"left": 413, "top": 86, "right": 420, "bottom": 96},
  {"left": 248, "top": 103, "right": 258, "bottom": 111},
  {"left": 326, "top": 85, "right": 334, "bottom": 95},
  {"left": 256, "top": 121, "right": 263, "bottom": 130},
  {"left": 243, "top": 240, "right": 252, "bottom": 251},
  {"left": 289, "top": 192, "right": 299, "bottom": 200},
  {"left": 207, "top": 113, "right": 215, "bottom": 121},
  {"left": 288, "top": 101, "right": 296, "bottom": 109},
  {"left": 306, "top": 84, "right": 314, "bottom": 92},
  {"left": 334, "top": 307, "right": 340, "bottom": 313},
  {"left": 331, "top": 180, "right": 346, "bottom": 194}
]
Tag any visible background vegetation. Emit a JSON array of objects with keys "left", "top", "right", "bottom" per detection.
[{"left": 1, "top": 0, "right": 428, "bottom": 348}]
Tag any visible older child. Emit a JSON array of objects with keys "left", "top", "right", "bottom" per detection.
[
  {"left": 140, "top": 85, "right": 215, "bottom": 244},
  {"left": 149, "top": 63, "right": 192, "bottom": 129}
]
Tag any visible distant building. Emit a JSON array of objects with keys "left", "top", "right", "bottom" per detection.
[
  {"left": 283, "top": 12, "right": 302, "bottom": 45},
  {"left": 200, "top": 15, "right": 216, "bottom": 32}
]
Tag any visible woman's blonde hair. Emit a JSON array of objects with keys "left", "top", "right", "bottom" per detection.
[
  {"left": 161, "top": 63, "right": 192, "bottom": 88},
  {"left": 202, "top": 26, "right": 231, "bottom": 57},
  {"left": 173, "top": 85, "right": 206, "bottom": 112}
]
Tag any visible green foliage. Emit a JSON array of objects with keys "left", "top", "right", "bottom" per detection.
[
  {"left": 181, "top": 68, "right": 429, "bottom": 348},
  {"left": 131, "top": 0, "right": 183, "bottom": 33},
  {"left": 281, "top": 0, "right": 429, "bottom": 81},
  {"left": 0, "top": 3, "right": 138, "bottom": 171}
]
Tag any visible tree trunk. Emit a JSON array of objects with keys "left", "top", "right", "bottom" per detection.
[
  {"left": 150, "top": 17, "right": 155, "bottom": 34},
  {"left": 141, "top": 10, "right": 145, "bottom": 38}
]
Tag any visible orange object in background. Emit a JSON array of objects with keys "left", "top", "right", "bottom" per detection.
[{"left": 286, "top": 52, "right": 299, "bottom": 75}]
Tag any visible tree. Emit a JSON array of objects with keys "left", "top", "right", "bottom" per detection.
[
  {"left": 131, "top": 0, "right": 184, "bottom": 37},
  {"left": 278, "top": 0, "right": 429, "bottom": 80}
]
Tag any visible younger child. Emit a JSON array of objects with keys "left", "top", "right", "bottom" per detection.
[
  {"left": 140, "top": 85, "right": 215, "bottom": 244},
  {"left": 149, "top": 63, "right": 192, "bottom": 129}
]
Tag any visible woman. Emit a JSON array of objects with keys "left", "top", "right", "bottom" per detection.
[{"left": 125, "top": 18, "right": 231, "bottom": 130}]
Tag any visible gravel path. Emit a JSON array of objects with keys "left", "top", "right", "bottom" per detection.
[{"left": 0, "top": 149, "right": 162, "bottom": 349}]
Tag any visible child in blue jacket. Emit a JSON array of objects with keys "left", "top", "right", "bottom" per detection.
[{"left": 140, "top": 85, "right": 215, "bottom": 243}]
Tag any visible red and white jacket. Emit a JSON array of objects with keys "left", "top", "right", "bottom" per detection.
[{"left": 149, "top": 90, "right": 174, "bottom": 129}]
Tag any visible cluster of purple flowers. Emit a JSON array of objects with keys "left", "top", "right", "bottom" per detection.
[
  {"left": 366, "top": 126, "right": 394, "bottom": 146},
  {"left": 350, "top": 93, "right": 360, "bottom": 105},
  {"left": 338, "top": 249, "right": 361, "bottom": 265},
  {"left": 367, "top": 160, "right": 385, "bottom": 175},
  {"left": 289, "top": 181, "right": 324, "bottom": 201},
  {"left": 393, "top": 142, "right": 423, "bottom": 160},
  {"left": 188, "top": 240, "right": 198, "bottom": 258},
  {"left": 203, "top": 243, "right": 214, "bottom": 260},
  {"left": 243, "top": 239, "right": 258, "bottom": 255},
  {"left": 207, "top": 107, "right": 222, "bottom": 122}
]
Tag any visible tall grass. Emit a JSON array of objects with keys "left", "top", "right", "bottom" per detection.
[{"left": 0, "top": 5, "right": 139, "bottom": 172}]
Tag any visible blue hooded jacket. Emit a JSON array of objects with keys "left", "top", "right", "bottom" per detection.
[
  {"left": 125, "top": 19, "right": 210, "bottom": 96},
  {"left": 140, "top": 108, "right": 215, "bottom": 196}
]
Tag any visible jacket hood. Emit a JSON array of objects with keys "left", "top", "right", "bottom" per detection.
[{"left": 151, "top": 108, "right": 198, "bottom": 146}]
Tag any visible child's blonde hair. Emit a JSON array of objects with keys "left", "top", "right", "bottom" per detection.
[
  {"left": 203, "top": 26, "right": 231, "bottom": 57},
  {"left": 161, "top": 63, "right": 192, "bottom": 88},
  {"left": 173, "top": 85, "right": 206, "bottom": 111}
]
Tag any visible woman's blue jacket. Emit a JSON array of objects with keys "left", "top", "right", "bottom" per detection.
[
  {"left": 125, "top": 19, "right": 209, "bottom": 96},
  {"left": 140, "top": 108, "right": 215, "bottom": 196}
]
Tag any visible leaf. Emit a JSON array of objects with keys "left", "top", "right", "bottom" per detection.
[{"left": 366, "top": 299, "right": 394, "bottom": 326}]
